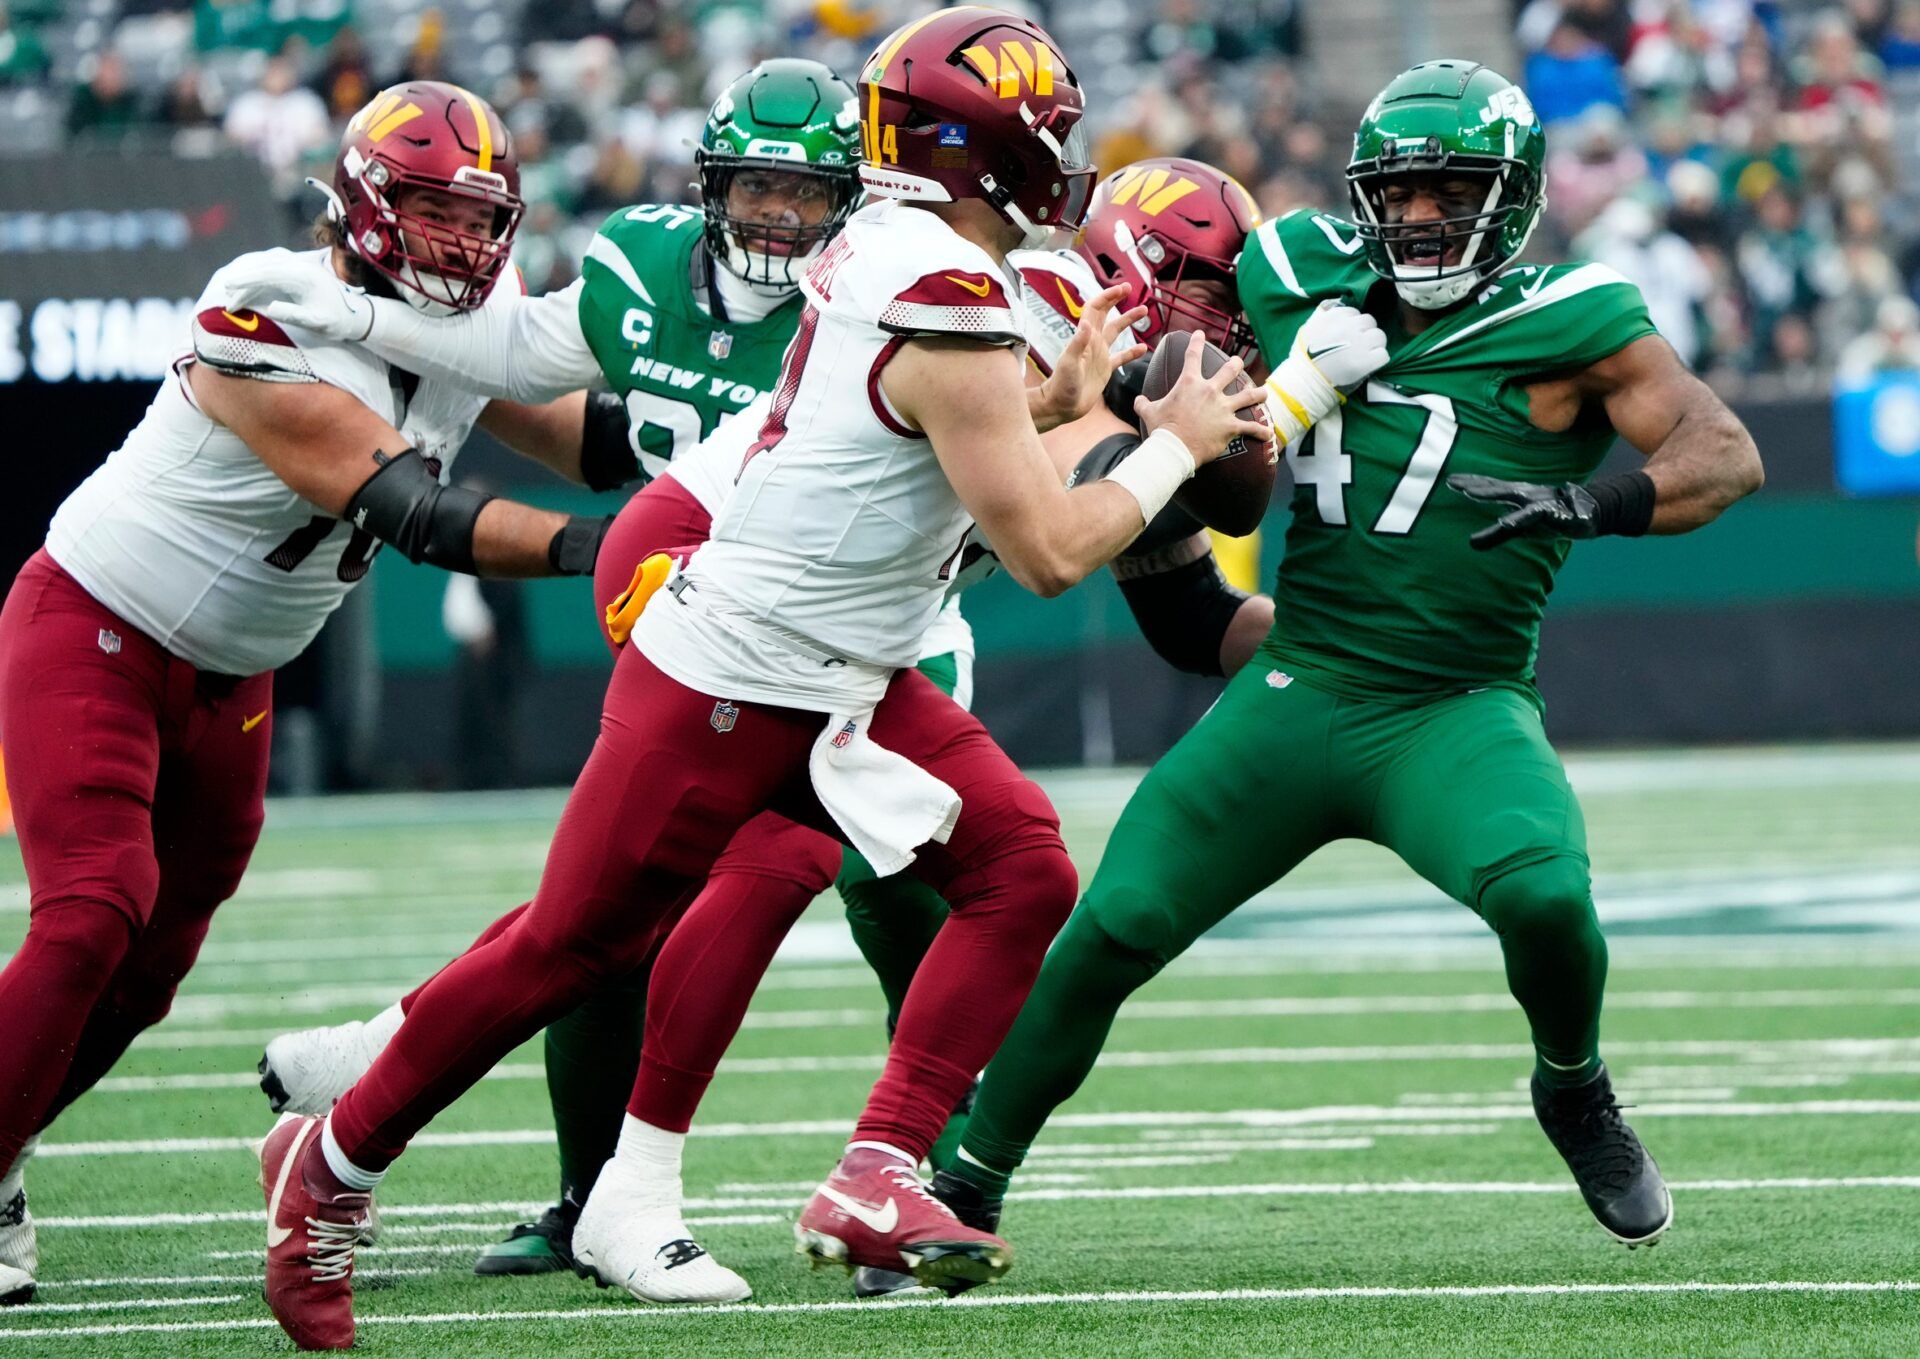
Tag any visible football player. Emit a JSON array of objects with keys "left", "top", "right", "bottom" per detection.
[
  {"left": 0, "top": 80, "right": 633, "bottom": 1305},
  {"left": 233, "top": 57, "right": 905, "bottom": 1284},
  {"left": 252, "top": 8, "right": 1268, "bottom": 1348},
  {"left": 940, "top": 61, "right": 1764, "bottom": 1253},
  {"left": 230, "top": 153, "right": 1277, "bottom": 1306}
]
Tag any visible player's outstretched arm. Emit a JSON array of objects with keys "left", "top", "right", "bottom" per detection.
[
  {"left": 218, "top": 250, "right": 600, "bottom": 404},
  {"left": 892, "top": 330, "right": 1265, "bottom": 598},
  {"left": 1448, "top": 336, "right": 1763, "bottom": 549},
  {"left": 1588, "top": 334, "right": 1764, "bottom": 533},
  {"left": 190, "top": 365, "right": 608, "bottom": 578}
]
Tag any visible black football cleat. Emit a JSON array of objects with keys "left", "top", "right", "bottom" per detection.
[
  {"left": 1533, "top": 1064, "right": 1673, "bottom": 1247},
  {"left": 930, "top": 1167, "right": 1003, "bottom": 1233},
  {"left": 852, "top": 1265, "right": 934, "bottom": 1298},
  {"left": 474, "top": 1203, "right": 578, "bottom": 1276}
]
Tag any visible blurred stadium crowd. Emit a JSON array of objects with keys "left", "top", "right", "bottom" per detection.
[{"left": 5, "top": 0, "right": 1920, "bottom": 394}]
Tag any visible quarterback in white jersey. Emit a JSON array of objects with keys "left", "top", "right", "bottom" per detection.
[
  {"left": 250, "top": 13, "right": 1271, "bottom": 1347},
  {"left": 0, "top": 80, "right": 631, "bottom": 1310}
]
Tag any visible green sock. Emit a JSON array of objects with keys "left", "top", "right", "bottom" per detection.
[
  {"left": 838, "top": 851, "right": 948, "bottom": 1029},
  {"left": 956, "top": 909, "right": 1158, "bottom": 1192},
  {"left": 543, "top": 967, "right": 650, "bottom": 1206},
  {"left": 1478, "top": 857, "right": 1608, "bottom": 1092}
]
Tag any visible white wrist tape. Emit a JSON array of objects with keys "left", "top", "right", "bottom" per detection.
[
  {"left": 1264, "top": 348, "right": 1341, "bottom": 447},
  {"left": 1106, "top": 427, "right": 1196, "bottom": 524}
]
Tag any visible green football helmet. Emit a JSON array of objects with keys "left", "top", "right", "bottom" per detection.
[
  {"left": 1346, "top": 60, "right": 1547, "bottom": 310},
  {"left": 695, "top": 58, "right": 863, "bottom": 294}
]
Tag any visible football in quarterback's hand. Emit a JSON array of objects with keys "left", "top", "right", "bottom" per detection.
[{"left": 1141, "top": 331, "right": 1277, "bottom": 537}]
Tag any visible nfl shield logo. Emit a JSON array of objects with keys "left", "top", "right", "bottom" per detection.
[
  {"left": 708, "top": 331, "right": 733, "bottom": 362},
  {"left": 97, "top": 629, "right": 122, "bottom": 655},
  {"left": 710, "top": 700, "right": 739, "bottom": 734},
  {"left": 830, "top": 719, "right": 857, "bottom": 749}
]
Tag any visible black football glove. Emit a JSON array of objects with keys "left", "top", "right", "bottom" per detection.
[{"left": 1447, "top": 474, "right": 1602, "bottom": 551}]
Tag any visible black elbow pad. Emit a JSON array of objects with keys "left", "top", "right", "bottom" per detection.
[
  {"left": 345, "top": 447, "right": 494, "bottom": 575},
  {"left": 1114, "top": 549, "right": 1250, "bottom": 678},
  {"left": 579, "top": 390, "right": 643, "bottom": 492}
]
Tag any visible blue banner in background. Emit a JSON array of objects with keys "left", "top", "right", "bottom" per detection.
[{"left": 1835, "top": 374, "right": 1920, "bottom": 496}]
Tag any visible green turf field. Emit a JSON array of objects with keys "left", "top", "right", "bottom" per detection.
[{"left": 2, "top": 744, "right": 1918, "bottom": 1356}]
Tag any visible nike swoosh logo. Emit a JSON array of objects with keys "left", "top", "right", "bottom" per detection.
[
  {"left": 945, "top": 273, "right": 994, "bottom": 298},
  {"left": 1054, "top": 278, "right": 1084, "bottom": 319},
  {"left": 1519, "top": 274, "right": 1548, "bottom": 299},
  {"left": 242, "top": 710, "right": 268, "bottom": 733},
  {"left": 264, "top": 1119, "right": 313, "bottom": 1250},
  {"left": 818, "top": 1184, "right": 899, "bottom": 1234},
  {"left": 222, "top": 309, "right": 262, "bottom": 332}
]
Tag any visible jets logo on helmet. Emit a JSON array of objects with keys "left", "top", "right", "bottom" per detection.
[
  {"left": 694, "top": 59, "right": 864, "bottom": 296},
  {"left": 1346, "top": 60, "right": 1547, "bottom": 311},
  {"left": 857, "top": 6, "right": 1095, "bottom": 249},
  {"left": 326, "top": 81, "right": 523, "bottom": 316}
]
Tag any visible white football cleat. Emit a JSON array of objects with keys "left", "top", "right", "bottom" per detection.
[
  {"left": 259, "top": 1003, "right": 403, "bottom": 1116},
  {"left": 573, "top": 1162, "right": 751, "bottom": 1305},
  {"left": 0, "top": 1135, "right": 39, "bottom": 1306}
]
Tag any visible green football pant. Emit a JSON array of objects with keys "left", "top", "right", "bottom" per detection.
[
  {"left": 544, "top": 648, "right": 965, "bottom": 1205},
  {"left": 960, "top": 667, "right": 1606, "bottom": 1178}
]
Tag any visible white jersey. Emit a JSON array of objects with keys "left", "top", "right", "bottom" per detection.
[
  {"left": 662, "top": 246, "right": 1098, "bottom": 523},
  {"left": 638, "top": 222, "right": 1109, "bottom": 709},
  {"left": 46, "top": 249, "right": 506, "bottom": 676}
]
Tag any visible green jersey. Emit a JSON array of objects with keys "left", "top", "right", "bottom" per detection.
[
  {"left": 1238, "top": 209, "right": 1657, "bottom": 701},
  {"left": 576, "top": 204, "right": 804, "bottom": 480}
]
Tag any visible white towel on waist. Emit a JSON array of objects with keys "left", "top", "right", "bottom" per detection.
[{"left": 809, "top": 710, "right": 960, "bottom": 877}]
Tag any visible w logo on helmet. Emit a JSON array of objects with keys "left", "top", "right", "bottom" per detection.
[
  {"left": 348, "top": 90, "right": 424, "bottom": 142},
  {"left": 1105, "top": 165, "right": 1200, "bottom": 216},
  {"left": 961, "top": 40, "right": 1055, "bottom": 99}
]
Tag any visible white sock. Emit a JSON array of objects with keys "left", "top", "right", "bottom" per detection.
[
  {"left": 0, "top": 1135, "right": 36, "bottom": 1202},
  {"left": 364, "top": 1002, "right": 404, "bottom": 1048},
  {"left": 847, "top": 1139, "right": 915, "bottom": 1166},
  {"left": 320, "top": 1117, "right": 385, "bottom": 1193},
  {"left": 611, "top": 1114, "right": 684, "bottom": 1213}
]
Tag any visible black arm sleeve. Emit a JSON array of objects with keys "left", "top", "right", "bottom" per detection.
[
  {"left": 579, "top": 390, "right": 643, "bottom": 492},
  {"left": 1112, "top": 537, "right": 1251, "bottom": 678},
  {"left": 344, "top": 447, "right": 495, "bottom": 575}
]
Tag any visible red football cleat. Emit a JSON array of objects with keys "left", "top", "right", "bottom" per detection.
[
  {"left": 794, "top": 1148, "right": 1011, "bottom": 1293},
  {"left": 259, "top": 1115, "right": 369, "bottom": 1350}
]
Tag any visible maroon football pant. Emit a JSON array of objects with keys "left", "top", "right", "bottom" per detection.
[
  {"left": 0, "top": 551, "right": 271, "bottom": 1175},
  {"left": 331, "top": 648, "right": 1075, "bottom": 1172},
  {"left": 394, "top": 472, "right": 846, "bottom": 1123}
]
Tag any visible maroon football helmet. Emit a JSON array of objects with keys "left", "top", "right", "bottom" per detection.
[
  {"left": 1075, "top": 157, "right": 1260, "bottom": 359},
  {"left": 330, "top": 81, "right": 522, "bottom": 315},
  {"left": 857, "top": 7, "right": 1094, "bottom": 247}
]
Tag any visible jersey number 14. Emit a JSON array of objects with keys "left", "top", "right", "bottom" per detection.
[{"left": 1287, "top": 382, "right": 1458, "bottom": 535}]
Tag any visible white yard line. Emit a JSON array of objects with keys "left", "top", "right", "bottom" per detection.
[
  {"left": 38, "top": 1270, "right": 430, "bottom": 1290},
  {"left": 38, "top": 1177, "right": 1920, "bottom": 1236},
  {"left": 35, "top": 1099, "right": 1920, "bottom": 1160},
  {"left": 5, "top": 1279, "right": 1918, "bottom": 1339},
  {"left": 0, "top": 1295, "right": 245, "bottom": 1316},
  {"left": 85, "top": 1037, "right": 1920, "bottom": 1095}
]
